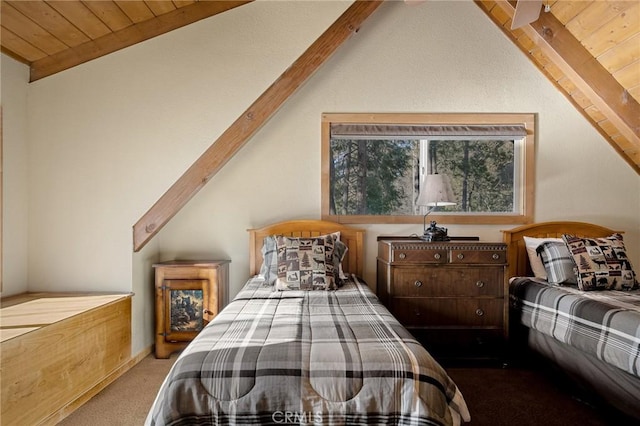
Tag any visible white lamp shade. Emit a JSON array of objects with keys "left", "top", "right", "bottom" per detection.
[{"left": 416, "top": 174, "right": 456, "bottom": 207}]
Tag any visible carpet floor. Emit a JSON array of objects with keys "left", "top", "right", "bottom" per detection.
[{"left": 59, "top": 354, "right": 631, "bottom": 425}]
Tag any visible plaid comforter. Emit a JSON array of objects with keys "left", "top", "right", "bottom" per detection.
[
  {"left": 146, "top": 276, "right": 470, "bottom": 426},
  {"left": 510, "top": 277, "right": 640, "bottom": 377}
]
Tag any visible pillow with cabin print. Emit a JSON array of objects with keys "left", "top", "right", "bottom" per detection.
[
  {"left": 562, "top": 233, "right": 638, "bottom": 291},
  {"left": 274, "top": 235, "right": 336, "bottom": 291}
]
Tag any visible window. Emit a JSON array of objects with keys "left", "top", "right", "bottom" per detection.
[{"left": 321, "top": 113, "right": 535, "bottom": 224}]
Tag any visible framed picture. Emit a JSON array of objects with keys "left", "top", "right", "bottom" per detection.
[{"left": 163, "top": 279, "right": 209, "bottom": 342}]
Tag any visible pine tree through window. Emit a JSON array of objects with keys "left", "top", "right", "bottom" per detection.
[{"left": 321, "top": 113, "right": 535, "bottom": 225}]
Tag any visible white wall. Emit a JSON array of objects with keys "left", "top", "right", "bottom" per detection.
[
  {"left": 156, "top": 0, "right": 640, "bottom": 290},
  {"left": 6, "top": 0, "right": 639, "bottom": 355},
  {"left": 1, "top": 55, "right": 30, "bottom": 297}
]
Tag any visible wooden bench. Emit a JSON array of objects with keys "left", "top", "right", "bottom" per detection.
[{"left": 1, "top": 292, "right": 133, "bottom": 425}]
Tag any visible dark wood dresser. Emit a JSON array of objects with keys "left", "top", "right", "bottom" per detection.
[{"left": 377, "top": 238, "right": 507, "bottom": 361}]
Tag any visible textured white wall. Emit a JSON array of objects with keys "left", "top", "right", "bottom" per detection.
[
  {"left": 1, "top": 55, "right": 30, "bottom": 297},
  {"left": 156, "top": 0, "right": 640, "bottom": 292},
  {"left": 8, "top": 0, "right": 640, "bottom": 354}
]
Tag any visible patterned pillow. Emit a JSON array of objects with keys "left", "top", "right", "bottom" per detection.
[
  {"left": 524, "top": 236, "right": 563, "bottom": 279},
  {"left": 274, "top": 235, "right": 336, "bottom": 291},
  {"left": 536, "top": 241, "right": 577, "bottom": 285},
  {"left": 259, "top": 235, "right": 278, "bottom": 285},
  {"left": 334, "top": 239, "right": 349, "bottom": 286},
  {"left": 562, "top": 233, "right": 638, "bottom": 291},
  {"left": 260, "top": 232, "right": 348, "bottom": 286}
]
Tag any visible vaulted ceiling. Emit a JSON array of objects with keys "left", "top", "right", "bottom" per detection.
[
  {"left": 1, "top": 0, "right": 638, "bottom": 174},
  {"left": 475, "top": 1, "right": 639, "bottom": 174},
  {"left": 0, "top": 0, "right": 252, "bottom": 80}
]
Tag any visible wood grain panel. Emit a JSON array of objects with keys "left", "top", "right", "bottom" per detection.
[
  {"left": 1, "top": 2, "right": 68, "bottom": 55},
  {"left": 0, "top": 294, "right": 127, "bottom": 327},
  {"left": 530, "top": 10, "right": 640, "bottom": 137},
  {"left": 7, "top": 1, "right": 90, "bottom": 47},
  {"left": 47, "top": 0, "right": 112, "bottom": 39},
  {"left": 0, "top": 294, "right": 131, "bottom": 426},
  {"left": 115, "top": 0, "right": 155, "bottom": 24},
  {"left": 547, "top": 0, "right": 590, "bottom": 25},
  {"left": 145, "top": 0, "right": 178, "bottom": 16},
  {"left": 564, "top": 1, "right": 626, "bottom": 40},
  {"left": 0, "top": 27, "right": 48, "bottom": 62},
  {"left": 585, "top": 104, "right": 607, "bottom": 122},
  {"left": 82, "top": 1, "right": 133, "bottom": 32},
  {"left": 598, "top": 33, "right": 640, "bottom": 74},
  {"left": 477, "top": 0, "right": 640, "bottom": 172},
  {"left": 613, "top": 60, "right": 640, "bottom": 90},
  {"left": 173, "top": 1, "right": 197, "bottom": 7},
  {"left": 581, "top": 2, "right": 640, "bottom": 57}
]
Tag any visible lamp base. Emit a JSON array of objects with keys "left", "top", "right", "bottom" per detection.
[{"left": 421, "top": 220, "right": 450, "bottom": 242}]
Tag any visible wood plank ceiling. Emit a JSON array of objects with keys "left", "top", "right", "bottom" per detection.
[
  {"left": 1, "top": 1, "right": 638, "bottom": 174},
  {"left": 0, "top": 0, "right": 253, "bottom": 81},
  {"left": 475, "top": 0, "right": 639, "bottom": 174}
]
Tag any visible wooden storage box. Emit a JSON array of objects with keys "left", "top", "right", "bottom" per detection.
[{"left": 1, "top": 293, "right": 132, "bottom": 425}]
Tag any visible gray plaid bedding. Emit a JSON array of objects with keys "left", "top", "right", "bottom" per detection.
[
  {"left": 146, "top": 276, "right": 470, "bottom": 426},
  {"left": 510, "top": 277, "right": 640, "bottom": 377}
]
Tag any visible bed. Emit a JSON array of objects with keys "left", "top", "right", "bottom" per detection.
[
  {"left": 503, "top": 221, "right": 640, "bottom": 419},
  {"left": 146, "top": 220, "right": 470, "bottom": 425}
]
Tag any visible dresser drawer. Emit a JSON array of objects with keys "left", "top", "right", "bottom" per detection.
[
  {"left": 392, "top": 267, "right": 503, "bottom": 297},
  {"left": 391, "top": 248, "right": 448, "bottom": 264},
  {"left": 377, "top": 239, "right": 508, "bottom": 361},
  {"left": 390, "top": 298, "right": 503, "bottom": 328},
  {"left": 450, "top": 248, "right": 506, "bottom": 264}
]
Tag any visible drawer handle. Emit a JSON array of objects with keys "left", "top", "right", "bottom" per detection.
[
  {"left": 476, "top": 280, "right": 485, "bottom": 288},
  {"left": 414, "top": 280, "right": 423, "bottom": 288},
  {"left": 492, "top": 253, "right": 500, "bottom": 260},
  {"left": 398, "top": 253, "right": 407, "bottom": 259},
  {"left": 433, "top": 253, "right": 441, "bottom": 260},
  {"left": 414, "top": 309, "right": 421, "bottom": 316},
  {"left": 457, "top": 253, "right": 464, "bottom": 260},
  {"left": 475, "top": 309, "right": 484, "bottom": 316}
]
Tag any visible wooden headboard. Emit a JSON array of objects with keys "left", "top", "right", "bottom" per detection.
[
  {"left": 502, "top": 221, "right": 620, "bottom": 278},
  {"left": 247, "top": 220, "right": 365, "bottom": 277}
]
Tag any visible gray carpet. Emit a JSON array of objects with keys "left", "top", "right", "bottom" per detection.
[{"left": 60, "top": 354, "right": 626, "bottom": 425}]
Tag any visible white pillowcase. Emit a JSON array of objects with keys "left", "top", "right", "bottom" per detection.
[{"left": 523, "top": 236, "right": 563, "bottom": 279}]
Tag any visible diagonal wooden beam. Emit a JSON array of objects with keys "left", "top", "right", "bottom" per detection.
[
  {"left": 484, "top": 1, "right": 640, "bottom": 173},
  {"left": 133, "top": 0, "right": 384, "bottom": 252},
  {"left": 30, "top": 1, "right": 253, "bottom": 81},
  {"left": 527, "top": 5, "right": 640, "bottom": 141}
]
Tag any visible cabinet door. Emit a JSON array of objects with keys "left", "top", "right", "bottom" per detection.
[{"left": 163, "top": 279, "right": 209, "bottom": 342}]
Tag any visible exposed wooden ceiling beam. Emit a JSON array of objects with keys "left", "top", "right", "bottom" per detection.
[
  {"left": 530, "top": 7, "right": 640, "bottom": 141},
  {"left": 29, "top": 1, "right": 253, "bottom": 81},
  {"left": 133, "top": 0, "right": 384, "bottom": 252},
  {"left": 489, "top": 0, "right": 640, "bottom": 173}
]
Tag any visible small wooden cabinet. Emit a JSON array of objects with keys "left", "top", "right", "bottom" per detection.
[
  {"left": 377, "top": 238, "right": 507, "bottom": 361},
  {"left": 153, "top": 260, "right": 230, "bottom": 358}
]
